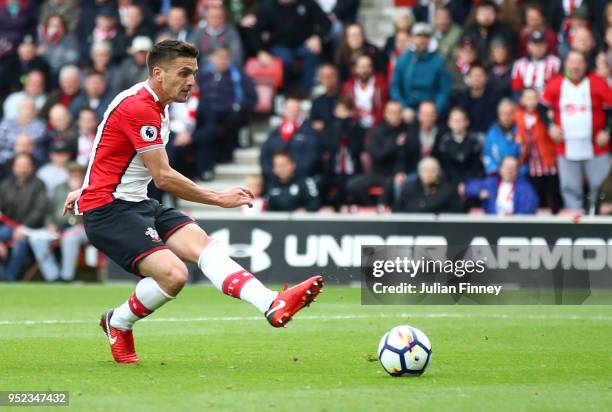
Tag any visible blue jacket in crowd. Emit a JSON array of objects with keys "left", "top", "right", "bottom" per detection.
[
  {"left": 390, "top": 50, "right": 452, "bottom": 115},
  {"left": 198, "top": 64, "right": 257, "bottom": 114},
  {"left": 483, "top": 123, "right": 528, "bottom": 175},
  {"left": 464, "top": 175, "right": 539, "bottom": 215}
]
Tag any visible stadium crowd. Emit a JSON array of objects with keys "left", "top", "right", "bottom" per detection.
[{"left": 0, "top": 0, "right": 612, "bottom": 280}]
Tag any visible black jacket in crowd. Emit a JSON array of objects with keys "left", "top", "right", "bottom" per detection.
[
  {"left": 432, "top": 131, "right": 483, "bottom": 184},
  {"left": 0, "top": 175, "right": 48, "bottom": 228},
  {"left": 266, "top": 175, "right": 321, "bottom": 212},
  {"left": 322, "top": 117, "right": 365, "bottom": 177},
  {"left": 396, "top": 124, "right": 445, "bottom": 177},
  {"left": 393, "top": 178, "right": 463, "bottom": 214},
  {"left": 251, "top": 0, "right": 332, "bottom": 51},
  {"left": 366, "top": 121, "right": 406, "bottom": 177}
]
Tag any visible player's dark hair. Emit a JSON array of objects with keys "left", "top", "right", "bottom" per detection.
[{"left": 147, "top": 40, "right": 199, "bottom": 75}]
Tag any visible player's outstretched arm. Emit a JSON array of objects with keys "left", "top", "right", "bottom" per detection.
[{"left": 140, "top": 148, "right": 254, "bottom": 208}]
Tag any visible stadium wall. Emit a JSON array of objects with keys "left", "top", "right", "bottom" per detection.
[{"left": 106, "top": 214, "right": 612, "bottom": 290}]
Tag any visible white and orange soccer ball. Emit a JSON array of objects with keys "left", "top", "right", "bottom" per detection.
[{"left": 377, "top": 325, "right": 432, "bottom": 376}]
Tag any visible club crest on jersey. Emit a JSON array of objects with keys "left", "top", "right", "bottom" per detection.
[
  {"left": 145, "top": 227, "right": 161, "bottom": 242},
  {"left": 140, "top": 125, "right": 158, "bottom": 142}
]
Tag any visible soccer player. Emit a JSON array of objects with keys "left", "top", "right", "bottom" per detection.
[{"left": 63, "top": 40, "right": 323, "bottom": 364}]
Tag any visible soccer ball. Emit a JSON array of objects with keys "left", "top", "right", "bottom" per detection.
[{"left": 377, "top": 325, "right": 432, "bottom": 376}]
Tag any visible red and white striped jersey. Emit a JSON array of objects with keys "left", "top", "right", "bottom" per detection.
[
  {"left": 541, "top": 73, "right": 612, "bottom": 159},
  {"left": 511, "top": 55, "right": 561, "bottom": 94},
  {"left": 76, "top": 82, "right": 170, "bottom": 213}
]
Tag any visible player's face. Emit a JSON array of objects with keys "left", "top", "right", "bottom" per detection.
[{"left": 163, "top": 57, "right": 198, "bottom": 103}]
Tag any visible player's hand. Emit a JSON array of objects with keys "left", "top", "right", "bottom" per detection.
[
  {"left": 63, "top": 189, "right": 82, "bottom": 215},
  {"left": 216, "top": 186, "right": 255, "bottom": 208}
]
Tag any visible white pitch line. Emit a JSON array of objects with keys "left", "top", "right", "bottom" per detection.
[{"left": 0, "top": 312, "right": 611, "bottom": 326}]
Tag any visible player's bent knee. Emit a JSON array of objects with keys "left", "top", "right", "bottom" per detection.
[{"left": 167, "top": 264, "right": 189, "bottom": 291}]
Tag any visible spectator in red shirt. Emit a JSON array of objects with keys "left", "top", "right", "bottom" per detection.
[
  {"left": 542, "top": 50, "right": 612, "bottom": 212},
  {"left": 341, "top": 54, "right": 388, "bottom": 130}
]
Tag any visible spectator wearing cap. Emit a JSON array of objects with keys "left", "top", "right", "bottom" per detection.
[
  {"left": 459, "top": 156, "right": 539, "bottom": 215},
  {"left": 432, "top": 6, "right": 462, "bottom": 63},
  {"left": 69, "top": 70, "right": 114, "bottom": 122},
  {"left": 463, "top": 0, "right": 516, "bottom": 65},
  {"left": 195, "top": 5, "right": 244, "bottom": 66},
  {"left": 39, "top": 65, "right": 81, "bottom": 120},
  {"left": 0, "top": 36, "right": 50, "bottom": 102},
  {"left": 0, "top": 98, "right": 46, "bottom": 173},
  {"left": 159, "top": 6, "right": 197, "bottom": 43},
  {"left": 112, "top": 36, "right": 152, "bottom": 93},
  {"left": 341, "top": 54, "right": 388, "bottom": 130},
  {"left": 517, "top": 3, "right": 557, "bottom": 57},
  {"left": 88, "top": 41, "right": 120, "bottom": 94},
  {"left": 542, "top": 50, "right": 612, "bottom": 212},
  {"left": 511, "top": 30, "right": 561, "bottom": 96},
  {"left": 250, "top": 0, "right": 331, "bottom": 95},
  {"left": 310, "top": 64, "right": 341, "bottom": 133},
  {"left": 2, "top": 69, "right": 47, "bottom": 120},
  {"left": 28, "top": 162, "right": 88, "bottom": 283},
  {"left": 0, "top": 0, "right": 36, "bottom": 59},
  {"left": 37, "top": 140, "right": 72, "bottom": 198},
  {"left": 37, "top": 14, "right": 80, "bottom": 80},
  {"left": 446, "top": 34, "right": 477, "bottom": 92},
  {"left": 0, "top": 153, "right": 48, "bottom": 282},
  {"left": 390, "top": 23, "right": 451, "bottom": 124},
  {"left": 39, "top": 0, "right": 80, "bottom": 33},
  {"left": 455, "top": 64, "right": 502, "bottom": 136},
  {"left": 335, "top": 22, "right": 387, "bottom": 83}
]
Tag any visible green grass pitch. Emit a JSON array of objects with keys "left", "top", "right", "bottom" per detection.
[{"left": 1, "top": 284, "right": 611, "bottom": 411}]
